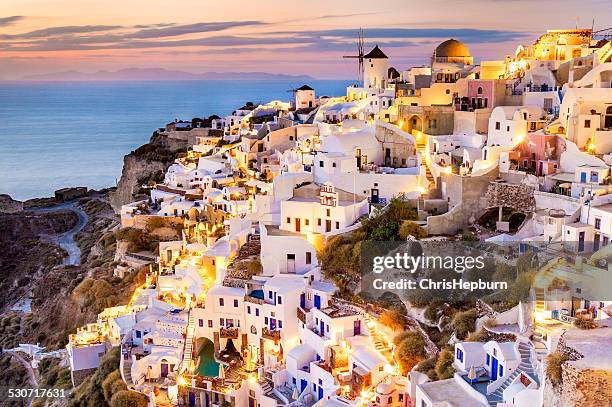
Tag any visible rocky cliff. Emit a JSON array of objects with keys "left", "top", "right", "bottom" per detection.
[{"left": 110, "top": 131, "right": 189, "bottom": 212}]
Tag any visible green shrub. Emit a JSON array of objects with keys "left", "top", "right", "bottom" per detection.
[
  {"left": 399, "top": 221, "right": 427, "bottom": 240},
  {"left": 394, "top": 331, "right": 426, "bottom": 374},
  {"left": 110, "top": 390, "right": 149, "bottom": 407},
  {"left": 415, "top": 357, "right": 437, "bottom": 380},
  {"left": 435, "top": 348, "right": 455, "bottom": 379},
  {"left": 452, "top": 309, "right": 477, "bottom": 340}
]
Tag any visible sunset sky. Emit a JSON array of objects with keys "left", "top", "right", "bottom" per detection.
[{"left": 1, "top": 0, "right": 610, "bottom": 80}]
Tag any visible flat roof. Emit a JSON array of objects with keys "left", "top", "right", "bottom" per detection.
[{"left": 419, "top": 378, "right": 488, "bottom": 407}]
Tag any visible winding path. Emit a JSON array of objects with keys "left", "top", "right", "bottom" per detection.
[{"left": 30, "top": 201, "right": 88, "bottom": 266}]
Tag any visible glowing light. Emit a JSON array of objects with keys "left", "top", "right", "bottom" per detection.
[
  {"left": 516, "top": 134, "right": 525, "bottom": 143},
  {"left": 398, "top": 120, "right": 404, "bottom": 128},
  {"left": 588, "top": 142, "right": 596, "bottom": 152},
  {"left": 177, "top": 376, "right": 188, "bottom": 386},
  {"left": 442, "top": 166, "right": 452, "bottom": 174}
]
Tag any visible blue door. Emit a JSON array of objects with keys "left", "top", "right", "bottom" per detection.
[
  {"left": 314, "top": 295, "right": 321, "bottom": 309},
  {"left": 491, "top": 357, "right": 499, "bottom": 381},
  {"left": 354, "top": 320, "right": 361, "bottom": 335},
  {"left": 300, "top": 379, "right": 307, "bottom": 392},
  {"left": 581, "top": 172, "right": 587, "bottom": 183},
  {"left": 320, "top": 320, "right": 325, "bottom": 335},
  {"left": 189, "top": 391, "right": 196, "bottom": 407},
  {"left": 318, "top": 386, "right": 323, "bottom": 400},
  {"left": 300, "top": 293, "right": 306, "bottom": 309}
]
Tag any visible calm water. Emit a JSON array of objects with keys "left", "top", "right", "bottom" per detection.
[{"left": 0, "top": 80, "right": 351, "bottom": 200}]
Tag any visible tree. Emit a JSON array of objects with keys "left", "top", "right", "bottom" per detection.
[
  {"left": 435, "top": 348, "right": 455, "bottom": 379},
  {"left": 394, "top": 331, "right": 426, "bottom": 374},
  {"left": 110, "top": 390, "right": 149, "bottom": 407},
  {"left": 399, "top": 221, "right": 427, "bottom": 240},
  {"left": 415, "top": 357, "right": 437, "bottom": 380}
]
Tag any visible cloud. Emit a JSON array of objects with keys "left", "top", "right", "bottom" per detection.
[
  {"left": 275, "top": 27, "right": 531, "bottom": 44},
  {"left": 0, "top": 16, "right": 24, "bottom": 27},
  {"left": 129, "top": 21, "right": 264, "bottom": 39},
  {"left": 0, "top": 25, "right": 122, "bottom": 40}
]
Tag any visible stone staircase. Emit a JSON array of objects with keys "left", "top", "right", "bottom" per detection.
[
  {"left": 535, "top": 288, "right": 545, "bottom": 313},
  {"left": 122, "top": 353, "right": 134, "bottom": 385},
  {"left": 487, "top": 342, "right": 537, "bottom": 406},
  {"left": 365, "top": 315, "right": 393, "bottom": 362},
  {"left": 181, "top": 311, "right": 196, "bottom": 372}
]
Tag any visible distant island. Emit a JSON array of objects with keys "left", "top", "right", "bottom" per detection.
[{"left": 19, "top": 68, "right": 315, "bottom": 81}]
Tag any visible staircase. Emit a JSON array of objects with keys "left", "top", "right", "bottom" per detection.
[
  {"left": 122, "top": 352, "right": 134, "bottom": 385},
  {"left": 182, "top": 311, "right": 196, "bottom": 372},
  {"left": 535, "top": 288, "right": 545, "bottom": 313},
  {"left": 487, "top": 342, "right": 538, "bottom": 406},
  {"left": 365, "top": 314, "right": 393, "bottom": 362}
]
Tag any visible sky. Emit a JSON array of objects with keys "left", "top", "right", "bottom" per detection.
[{"left": 1, "top": 0, "right": 610, "bottom": 80}]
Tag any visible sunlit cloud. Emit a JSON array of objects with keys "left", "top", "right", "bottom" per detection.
[{"left": 0, "top": 16, "right": 24, "bottom": 27}]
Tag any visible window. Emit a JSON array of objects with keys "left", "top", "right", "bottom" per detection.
[
  {"left": 208, "top": 320, "right": 213, "bottom": 328},
  {"left": 198, "top": 319, "right": 204, "bottom": 327},
  {"left": 135, "top": 331, "right": 141, "bottom": 338},
  {"left": 446, "top": 89, "right": 450, "bottom": 94},
  {"left": 317, "top": 218, "right": 321, "bottom": 226},
  {"left": 335, "top": 221, "right": 340, "bottom": 229},
  {"left": 286, "top": 217, "right": 291, "bottom": 224},
  {"left": 495, "top": 122, "right": 500, "bottom": 130},
  {"left": 269, "top": 291, "right": 273, "bottom": 299},
  {"left": 486, "top": 354, "right": 490, "bottom": 365},
  {"left": 265, "top": 317, "right": 269, "bottom": 324},
  {"left": 477, "top": 86, "right": 483, "bottom": 94},
  {"left": 332, "top": 162, "right": 336, "bottom": 168},
  {"left": 306, "top": 252, "right": 312, "bottom": 264},
  {"left": 305, "top": 219, "right": 310, "bottom": 226},
  {"left": 585, "top": 119, "right": 591, "bottom": 128},
  {"left": 319, "top": 161, "right": 324, "bottom": 167},
  {"left": 234, "top": 299, "right": 239, "bottom": 307},
  {"left": 278, "top": 296, "right": 282, "bottom": 304},
  {"left": 279, "top": 320, "right": 283, "bottom": 328},
  {"left": 220, "top": 318, "right": 224, "bottom": 326},
  {"left": 499, "top": 365, "right": 504, "bottom": 377},
  {"left": 247, "top": 306, "right": 251, "bottom": 314},
  {"left": 595, "top": 218, "right": 601, "bottom": 230},
  {"left": 506, "top": 125, "right": 510, "bottom": 132},
  {"left": 326, "top": 209, "right": 330, "bottom": 217},
  {"left": 255, "top": 308, "right": 259, "bottom": 316},
  {"left": 219, "top": 298, "right": 224, "bottom": 306}
]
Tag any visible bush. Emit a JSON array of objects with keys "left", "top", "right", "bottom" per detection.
[
  {"left": 399, "top": 221, "right": 427, "bottom": 240},
  {"left": 110, "top": 390, "right": 149, "bottom": 407},
  {"left": 415, "top": 357, "right": 437, "bottom": 380},
  {"left": 435, "top": 348, "right": 455, "bottom": 379},
  {"left": 573, "top": 316, "right": 597, "bottom": 330},
  {"left": 102, "top": 370, "right": 125, "bottom": 402},
  {"left": 379, "top": 308, "right": 406, "bottom": 332},
  {"left": 452, "top": 309, "right": 477, "bottom": 340},
  {"left": 466, "top": 328, "right": 489, "bottom": 342},
  {"left": 424, "top": 303, "right": 441, "bottom": 322},
  {"left": 394, "top": 331, "right": 426, "bottom": 374},
  {"left": 546, "top": 351, "right": 568, "bottom": 386}
]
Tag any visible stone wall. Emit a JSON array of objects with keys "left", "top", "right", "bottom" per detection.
[
  {"left": 427, "top": 166, "right": 499, "bottom": 235},
  {"left": 71, "top": 367, "right": 97, "bottom": 387},
  {"left": 560, "top": 364, "right": 612, "bottom": 406},
  {"left": 485, "top": 182, "right": 535, "bottom": 213}
]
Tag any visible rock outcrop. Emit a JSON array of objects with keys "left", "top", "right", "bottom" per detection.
[
  {"left": 0, "top": 194, "right": 23, "bottom": 214},
  {"left": 110, "top": 131, "right": 189, "bottom": 212}
]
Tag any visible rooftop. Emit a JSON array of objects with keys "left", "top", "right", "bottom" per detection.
[{"left": 419, "top": 377, "right": 487, "bottom": 407}]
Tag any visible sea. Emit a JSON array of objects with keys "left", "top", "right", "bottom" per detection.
[{"left": 0, "top": 79, "right": 351, "bottom": 200}]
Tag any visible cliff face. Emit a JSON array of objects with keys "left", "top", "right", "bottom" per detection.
[{"left": 110, "top": 131, "right": 189, "bottom": 212}]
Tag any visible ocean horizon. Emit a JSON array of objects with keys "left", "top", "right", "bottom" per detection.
[{"left": 0, "top": 79, "right": 352, "bottom": 200}]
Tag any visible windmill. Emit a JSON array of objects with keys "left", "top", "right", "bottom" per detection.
[{"left": 343, "top": 28, "right": 365, "bottom": 84}]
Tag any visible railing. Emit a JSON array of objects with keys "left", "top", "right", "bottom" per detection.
[
  {"left": 262, "top": 327, "right": 281, "bottom": 341},
  {"left": 220, "top": 327, "right": 239, "bottom": 339},
  {"left": 297, "top": 307, "right": 306, "bottom": 324}
]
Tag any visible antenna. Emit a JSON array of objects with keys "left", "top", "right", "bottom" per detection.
[{"left": 343, "top": 28, "right": 365, "bottom": 84}]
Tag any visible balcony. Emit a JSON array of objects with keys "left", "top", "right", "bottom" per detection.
[
  {"left": 262, "top": 327, "right": 281, "bottom": 342},
  {"left": 220, "top": 327, "right": 239, "bottom": 339},
  {"left": 297, "top": 307, "right": 306, "bottom": 324}
]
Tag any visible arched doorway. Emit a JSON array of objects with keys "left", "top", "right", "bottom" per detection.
[{"left": 405, "top": 115, "right": 423, "bottom": 136}]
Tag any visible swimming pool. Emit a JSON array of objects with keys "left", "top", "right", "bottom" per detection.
[{"left": 196, "top": 338, "right": 220, "bottom": 377}]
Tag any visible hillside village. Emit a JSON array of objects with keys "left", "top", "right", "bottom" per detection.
[{"left": 5, "top": 28, "right": 612, "bottom": 407}]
